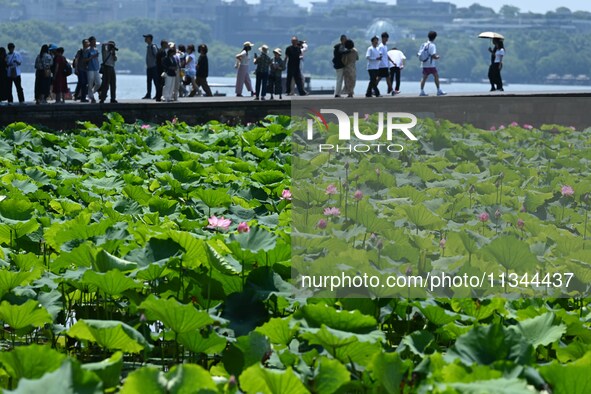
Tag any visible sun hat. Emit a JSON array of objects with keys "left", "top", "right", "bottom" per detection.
[
  {"left": 258, "top": 44, "right": 268, "bottom": 52},
  {"left": 273, "top": 48, "right": 282, "bottom": 55},
  {"left": 243, "top": 41, "right": 253, "bottom": 47}
]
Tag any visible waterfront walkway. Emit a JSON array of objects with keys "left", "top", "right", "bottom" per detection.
[{"left": 1, "top": 91, "right": 590, "bottom": 130}]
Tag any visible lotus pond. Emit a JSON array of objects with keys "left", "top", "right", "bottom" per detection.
[{"left": 0, "top": 114, "right": 589, "bottom": 393}]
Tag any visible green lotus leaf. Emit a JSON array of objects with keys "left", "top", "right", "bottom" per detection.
[
  {"left": 511, "top": 312, "right": 566, "bottom": 348},
  {"left": 0, "top": 198, "right": 34, "bottom": 221},
  {"left": 194, "top": 188, "right": 232, "bottom": 209},
  {"left": 299, "top": 303, "right": 376, "bottom": 333},
  {"left": 67, "top": 319, "right": 150, "bottom": 354},
  {"left": 82, "top": 351, "right": 123, "bottom": 390},
  {"left": 539, "top": 352, "right": 591, "bottom": 394},
  {"left": 223, "top": 331, "right": 271, "bottom": 376},
  {"left": 442, "top": 378, "right": 533, "bottom": 394},
  {"left": 122, "top": 185, "right": 152, "bottom": 205},
  {"left": 5, "top": 359, "right": 102, "bottom": 394},
  {"left": 93, "top": 249, "right": 138, "bottom": 273},
  {"left": 82, "top": 269, "right": 141, "bottom": 297},
  {"left": 0, "top": 344, "right": 66, "bottom": 385},
  {"left": 398, "top": 330, "right": 435, "bottom": 356},
  {"left": 240, "top": 364, "right": 308, "bottom": 394},
  {"left": 229, "top": 226, "right": 277, "bottom": 253},
  {"left": 447, "top": 323, "right": 533, "bottom": 366},
  {"left": 313, "top": 356, "right": 351, "bottom": 394},
  {"left": 255, "top": 317, "right": 298, "bottom": 346},
  {"left": 402, "top": 204, "right": 445, "bottom": 231},
  {"left": 0, "top": 299, "right": 52, "bottom": 330},
  {"left": 206, "top": 242, "right": 241, "bottom": 275},
  {"left": 177, "top": 330, "right": 227, "bottom": 355},
  {"left": 524, "top": 190, "right": 554, "bottom": 212},
  {"left": 481, "top": 236, "right": 538, "bottom": 272},
  {"left": 0, "top": 270, "right": 39, "bottom": 294},
  {"left": 370, "top": 352, "right": 411, "bottom": 394},
  {"left": 168, "top": 231, "right": 208, "bottom": 269},
  {"left": 120, "top": 367, "right": 163, "bottom": 394},
  {"left": 139, "top": 294, "right": 213, "bottom": 334},
  {"left": 251, "top": 170, "right": 285, "bottom": 185},
  {"left": 148, "top": 196, "right": 177, "bottom": 215}
]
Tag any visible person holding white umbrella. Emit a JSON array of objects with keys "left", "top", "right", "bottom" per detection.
[
  {"left": 488, "top": 38, "right": 505, "bottom": 92},
  {"left": 479, "top": 32, "right": 505, "bottom": 92}
]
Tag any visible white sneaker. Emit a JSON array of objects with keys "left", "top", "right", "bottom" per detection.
[
  {"left": 437, "top": 90, "right": 447, "bottom": 96},
  {"left": 419, "top": 91, "right": 428, "bottom": 96}
]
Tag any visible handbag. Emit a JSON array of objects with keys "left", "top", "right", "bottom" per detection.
[{"left": 99, "top": 63, "right": 104, "bottom": 74}]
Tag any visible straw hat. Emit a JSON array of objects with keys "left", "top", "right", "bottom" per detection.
[
  {"left": 273, "top": 48, "right": 282, "bottom": 55},
  {"left": 258, "top": 44, "right": 268, "bottom": 52},
  {"left": 243, "top": 41, "right": 253, "bottom": 47}
]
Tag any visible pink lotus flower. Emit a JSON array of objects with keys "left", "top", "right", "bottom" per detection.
[
  {"left": 561, "top": 185, "right": 574, "bottom": 197},
  {"left": 316, "top": 219, "right": 327, "bottom": 229},
  {"left": 478, "top": 212, "right": 490, "bottom": 222},
  {"left": 498, "top": 125, "right": 505, "bottom": 130},
  {"left": 208, "top": 216, "right": 231, "bottom": 231},
  {"left": 141, "top": 124, "right": 150, "bottom": 129},
  {"left": 517, "top": 219, "right": 525, "bottom": 230},
  {"left": 172, "top": 116, "right": 178, "bottom": 124},
  {"left": 354, "top": 190, "right": 363, "bottom": 201},
  {"left": 237, "top": 222, "right": 250, "bottom": 233},
  {"left": 281, "top": 189, "right": 292, "bottom": 200},
  {"left": 489, "top": 126, "right": 496, "bottom": 131},
  {"left": 523, "top": 124, "right": 533, "bottom": 130},
  {"left": 364, "top": 113, "right": 370, "bottom": 121},
  {"left": 439, "top": 238, "right": 447, "bottom": 248},
  {"left": 323, "top": 207, "right": 341, "bottom": 217},
  {"left": 510, "top": 122, "right": 519, "bottom": 127},
  {"left": 325, "top": 184, "right": 337, "bottom": 195}
]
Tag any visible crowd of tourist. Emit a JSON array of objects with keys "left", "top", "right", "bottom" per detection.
[{"left": 0, "top": 30, "right": 503, "bottom": 103}]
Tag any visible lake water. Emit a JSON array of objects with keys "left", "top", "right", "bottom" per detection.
[{"left": 12, "top": 73, "right": 591, "bottom": 101}]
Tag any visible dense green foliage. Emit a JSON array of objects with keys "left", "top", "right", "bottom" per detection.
[{"left": 0, "top": 116, "right": 590, "bottom": 392}]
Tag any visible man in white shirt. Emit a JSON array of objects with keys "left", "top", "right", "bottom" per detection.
[
  {"left": 376, "top": 32, "right": 392, "bottom": 94},
  {"left": 419, "top": 31, "right": 446, "bottom": 96},
  {"left": 6, "top": 43, "right": 25, "bottom": 104},
  {"left": 365, "top": 36, "right": 381, "bottom": 97},
  {"left": 387, "top": 47, "right": 406, "bottom": 95}
]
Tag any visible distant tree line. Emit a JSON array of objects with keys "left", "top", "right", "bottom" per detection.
[{"left": 1, "top": 19, "right": 590, "bottom": 84}]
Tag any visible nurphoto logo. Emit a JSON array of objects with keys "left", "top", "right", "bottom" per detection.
[{"left": 306, "top": 109, "right": 418, "bottom": 153}]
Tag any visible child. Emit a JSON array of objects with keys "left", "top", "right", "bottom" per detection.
[{"left": 268, "top": 48, "right": 285, "bottom": 100}]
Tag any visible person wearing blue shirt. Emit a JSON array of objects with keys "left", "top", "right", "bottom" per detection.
[{"left": 84, "top": 36, "right": 101, "bottom": 103}]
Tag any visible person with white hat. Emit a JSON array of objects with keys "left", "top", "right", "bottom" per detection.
[
  {"left": 235, "top": 41, "right": 255, "bottom": 97},
  {"left": 268, "top": 48, "right": 285, "bottom": 100},
  {"left": 253, "top": 44, "right": 271, "bottom": 100}
]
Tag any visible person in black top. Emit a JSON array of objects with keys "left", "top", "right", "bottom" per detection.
[
  {"left": 333, "top": 34, "right": 349, "bottom": 97},
  {"left": 284, "top": 36, "right": 307, "bottom": 96},
  {"left": 195, "top": 44, "right": 213, "bottom": 97},
  {"left": 154, "top": 40, "right": 168, "bottom": 101}
]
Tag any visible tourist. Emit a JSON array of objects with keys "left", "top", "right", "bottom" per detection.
[
  {"left": 285, "top": 36, "right": 307, "bottom": 96},
  {"left": 51, "top": 47, "right": 68, "bottom": 104},
  {"left": 195, "top": 44, "right": 213, "bottom": 97},
  {"left": 162, "top": 48, "right": 179, "bottom": 102},
  {"left": 488, "top": 38, "right": 505, "bottom": 92},
  {"left": 419, "top": 31, "right": 446, "bottom": 96},
  {"left": 332, "top": 34, "right": 349, "bottom": 97},
  {"left": 387, "top": 46, "right": 406, "bottom": 95},
  {"left": 73, "top": 39, "right": 90, "bottom": 102},
  {"left": 253, "top": 44, "right": 271, "bottom": 100},
  {"left": 268, "top": 48, "right": 284, "bottom": 100},
  {"left": 84, "top": 37, "right": 101, "bottom": 103},
  {"left": 34, "top": 44, "right": 53, "bottom": 104},
  {"left": 376, "top": 32, "right": 393, "bottom": 94},
  {"left": 176, "top": 44, "right": 187, "bottom": 99},
  {"left": 341, "top": 39, "right": 359, "bottom": 98},
  {"left": 99, "top": 41, "right": 118, "bottom": 103},
  {"left": 235, "top": 41, "right": 255, "bottom": 97},
  {"left": 6, "top": 43, "right": 25, "bottom": 104},
  {"left": 185, "top": 44, "right": 199, "bottom": 97},
  {"left": 0, "top": 47, "right": 8, "bottom": 104},
  {"left": 155, "top": 40, "right": 168, "bottom": 102},
  {"left": 365, "top": 36, "right": 381, "bottom": 97},
  {"left": 143, "top": 34, "right": 159, "bottom": 99}
]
